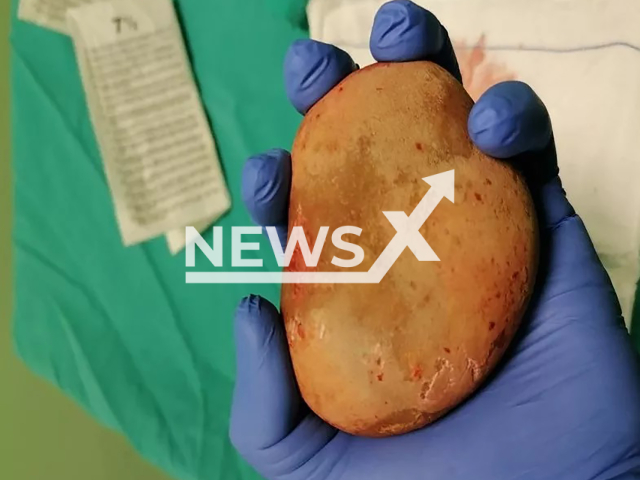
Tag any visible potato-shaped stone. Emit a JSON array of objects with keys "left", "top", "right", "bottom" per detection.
[{"left": 282, "top": 61, "right": 538, "bottom": 437}]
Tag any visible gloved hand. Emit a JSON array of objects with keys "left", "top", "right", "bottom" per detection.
[{"left": 230, "top": 2, "right": 640, "bottom": 479}]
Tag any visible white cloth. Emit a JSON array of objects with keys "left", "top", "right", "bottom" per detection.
[{"left": 307, "top": 0, "right": 640, "bottom": 328}]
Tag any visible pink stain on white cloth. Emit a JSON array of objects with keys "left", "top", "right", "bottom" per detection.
[{"left": 453, "top": 34, "right": 516, "bottom": 101}]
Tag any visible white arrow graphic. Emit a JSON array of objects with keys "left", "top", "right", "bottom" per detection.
[{"left": 186, "top": 170, "right": 455, "bottom": 284}]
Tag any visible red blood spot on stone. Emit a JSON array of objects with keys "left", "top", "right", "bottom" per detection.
[
  {"left": 444, "top": 347, "right": 451, "bottom": 353},
  {"left": 489, "top": 322, "right": 496, "bottom": 330},
  {"left": 416, "top": 142, "right": 423, "bottom": 151},
  {"left": 475, "top": 192, "right": 483, "bottom": 201},
  {"left": 412, "top": 365, "right": 423, "bottom": 380},
  {"left": 377, "top": 373, "right": 384, "bottom": 382}
]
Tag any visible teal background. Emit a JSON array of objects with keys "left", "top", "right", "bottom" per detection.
[{"left": 5, "top": 0, "right": 308, "bottom": 479}]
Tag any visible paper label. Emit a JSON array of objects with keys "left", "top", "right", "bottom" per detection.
[
  {"left": 67, "top": 0, "right": 231, "bottom": 248},
  {"left": 18, "top": 0, "right": 96, "bottom": 34}
]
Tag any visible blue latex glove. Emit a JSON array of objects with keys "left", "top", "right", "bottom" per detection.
[{"left": 231, "top": 2, "right": 640, "bottom": 479}]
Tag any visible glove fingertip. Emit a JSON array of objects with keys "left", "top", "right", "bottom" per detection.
[
  {"left": 231, "top": 295, "right": 303, "bottom": 458},
  {"left": 236, "top": 294, "right": 263, "bottom": 316},
  {"left": 241, "top": 150, "right": 291, "bottom": 227},
  {"left": 370, "top": 0, "right": 444, "bottom": 61},
  {"left": 235, "top": 295, "right": 280, "bottom": 345},
  {"left": 284, "top": 39, "right": 356, "bottom": 114},
  {"left": 468, "top": 81, "right": 552, "bottom": 159}
]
